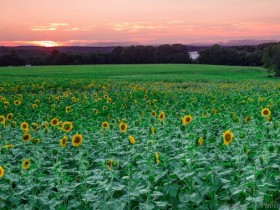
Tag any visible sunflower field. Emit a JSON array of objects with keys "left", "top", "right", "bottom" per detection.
[{"left": 0, "top": 78, "right": 279, "bottom": 209}]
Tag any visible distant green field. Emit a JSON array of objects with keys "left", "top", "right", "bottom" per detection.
[{"left": 0, "top": 64, "right": 273, "bottom": 82}]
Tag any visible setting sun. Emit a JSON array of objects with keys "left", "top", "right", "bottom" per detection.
[{"left": 27, "top": 41, "right": 61, "bottom": 47}]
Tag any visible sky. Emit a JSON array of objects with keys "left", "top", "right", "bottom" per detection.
[{"left": 0, "top": 0, "right": 280, "bottom": 47}]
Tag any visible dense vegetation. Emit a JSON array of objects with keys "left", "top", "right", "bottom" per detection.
[
  {"left": 0, "top": 42, "right": 279, "bottom": 68},
  {"left": 262, "top": 42, "right": 280, "bottom": 77},
  {"left": 0, "top": 65, "right": 279, "bottom": 209}
]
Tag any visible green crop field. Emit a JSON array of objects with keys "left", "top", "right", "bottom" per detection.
[
  {"left": 0, "top": 64, "right": 279, "bottom": 209},
  {"left": 0, "top": 64, "right": 273, "bottom": 81}
]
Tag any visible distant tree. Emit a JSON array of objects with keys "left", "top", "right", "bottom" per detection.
[
  {"left": 170, "top": 44, "right": 192, "bottom": 63},
  {"left": 53, "top": 53, "right": 70, "bottom": 65},
  {"left": 0, "top": 50, "right": 25, "bottom": 66},
  {"left": 262, "top": 43, "right": 280, "bottom": 77},
  {"left": 199, "top": 45, "right": 227, "bottom": 65},
  {"left": 108, "top": 46, "right": 123, "bottom": 64}
]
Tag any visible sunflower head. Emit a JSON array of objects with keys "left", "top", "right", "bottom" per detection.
[
  {"left": 60, "top": 136, "right": 68, "bottom": 147},
  {"left": 22, "top": 133, "right": 31, "bottom": 142},
  {"left": 119, "top": 123, "right": 128, "bottom": 133},
  {"left": 4, "top": 101, "right": 9, "bottom": 107},
  {"left": 128, "top": 135, "right": 135, "bottom": 144},
  {"left": 261, "top": 108, "right": 271, "bottom": 117},
  {"left": 102, "top": 122, "right": 109, "bottom": 129},
  {"left": 65, "top": 106, "right": 72, "bottom": 113},
  {"left": 14, "top": 100, "right": 21, "bottom": 106},
  {"left": 94, "top": 109, "right": 99, "bottom": 114},
  {"left": 50, "top": 118, "right": 59, "bottom": 126},
  {"left": 0, "top": 166, "right": 4, "bottom": 178},
  {"left": 31, "top": 138, "right": 40, "bottom": 144},
  {"left": 150, "top": 126, "right": 155, "bottom": 135},
  {"left": 22, "top": 159, "right": 31, "bottom": 170},
  {"left": 32, "top": 123, "right": 39, "bottom": 131},
  {"left": 158, "top": 111, "right": 165, "bottom": 121},
  {"left": 105, "top": 160, "right": 113, "bottom": 170},
  {"left": 245, "top": 116, "right": 251, "bottom": 122},
  {"left": 154, "top": 152, "right": 160, "bottom": 164},
  {"left": 71, "top": 97, "right": 77, "bottom": 102},
  {"left": 62, "top": 122, "right": 73, "bottom": 132},
  {"left": 20, "top": 122, "right": 29, "bottom": 131},
  {"left": 0, "top": 116, "right": 5, "bottom": 124},
  {"left": 223, "top": 130, "right": 233, "bottom": 145},
  {"left": 197, "top": 137, "right": 203, "bottom": 145},
  {"left": 72, "top": 134, "right": 83, "bottom": 147},
  {"left": 182, "top": 115, "right": 192, "bottom": 125},
  {"left": 151, "top": 111, "right": 156, "bottom": 117},
  {"left": 7, "top": 113, "right": 13, "bottom": 121}
]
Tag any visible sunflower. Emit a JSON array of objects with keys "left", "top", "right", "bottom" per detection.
[
  {"left": 72, "top": 134, "right": 83, "bottom": 147},
  {"left": 31, "top": 104, "right": 37, "bottom": 109},
  {"left": 3, "top": 144, "right": 14, "bottom": 149},
  {"left": 105, "top": 160, "right": 113, "bottom": 170},
  {"left": 31, "top": 123, "right": 39, "bottom": 131},
  {"left": 150, "top": 126, "right": 155, "bottom": 135},
  {"left": 119, "top": 123, "right": 128, "bottom": 132},
  {"left": 181, "top": 115, "right": 193, "bottom": 125},
  {"left": 20, "top": 122, "right": 29, "bottom": 131},
  {"left": 11, "top": 121, "right": 16, "bottom": 127},
  {"left": 128, "top": 135, "right": 135, "bottom": 144},
  {"left": 197, "top": 137, "right": 203, "bottom": 145},
  {"left": 21, "top": 159, "right": 31, "bottom": 170},
  {"left": 0, "top": 116, "right": 5, "bottom": 124},
  {"left": 4, "top": 101, "right": 9, "bottom": 107},
  {"left": 59, "top": 136, "right": 68, "bottom": 147},
  {"left": 158, "top": 111, "right": 165, "bottom": 121},
  {"left": 102, "top": 122, "right": 109, "bottom": 129},
  {"left": 261, "top": 108, "right": 271, "bottom": 117},
  {"left": 50, "top": 118, "right": 59, "bottom": 126},
  {"left": 42, "top": 122, "right": 48, "bottom": 129},
  {"left": 31, "top": 138, "right": 40, "bottom": 144},
  {"left": 154, "top": 152, "right": 160, "bottom": 164},
  {"left": 0, "top": 166, "right": 4, "bottom": 178},
  {"left": 94, "top": 109, "right": 99, "bottom": 114},
  {"left": 65, "top": 106, "right": 72, "bottom": 113},
  {"left": 62, "top": 121, "right": 73, "bottom": 132},
  {"left": 7, "top": 113, "right": 13, "bottom": 121},
  {"left": 223, "top": 130, "right": 233, "bottom": 145},
  {"left": 151, "top": 111, "right": 156, "bottom": 117},
  {"left": 22, "top": 133, "right": 31, "bottom": 142},
  {"left": 14, "top": 100, "right": 21, "bottom": 106},
  {"left": 245, "top": 116, "right": 251, "bottom": 123},
  {"left": 71, "top": 97, "right": 76, "bottom": 102}
]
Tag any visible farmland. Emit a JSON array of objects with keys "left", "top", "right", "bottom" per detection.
[{"left": 0, "top": 64, "right": 279, "bottom": 209}]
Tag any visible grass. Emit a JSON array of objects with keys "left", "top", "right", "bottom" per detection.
[{"left": 0, "top": 64, "right": 272, "bottom": 82}]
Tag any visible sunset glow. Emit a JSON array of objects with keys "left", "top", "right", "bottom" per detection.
[{"left": 0, "top": 0, "right": 280, "bottom": 46}]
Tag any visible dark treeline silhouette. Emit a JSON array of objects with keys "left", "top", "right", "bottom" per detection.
[
  {"left": 198, "top": 44, "right": 272, "bottom": 66},
  {"left": 0, "top": 44, "right": 191, "bottom": 66},
  {"left": 0, "top": 43, "right": 277, "bottom": 67}
]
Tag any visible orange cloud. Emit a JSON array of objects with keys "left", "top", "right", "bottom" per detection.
[
  {"left": 111, "top": 22, "right": 166, "bottom": 32},
  {"left": 31, "top": 23, "right": 69, "bottom": 31}
]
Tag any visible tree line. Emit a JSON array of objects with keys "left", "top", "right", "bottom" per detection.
[
  {"left": 0, "top": 44, "right": 192, "bottom": 66},
  {"left": 0, "top": 43, "right": 280, "bottom": 77}
]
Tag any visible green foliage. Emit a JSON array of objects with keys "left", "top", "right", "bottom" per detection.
[
  {"left": 262, "top": 43, "right": 280, "bottom": 77},
  {"left": 0, "top": 66, "right": 279, "bottom": 208}
]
